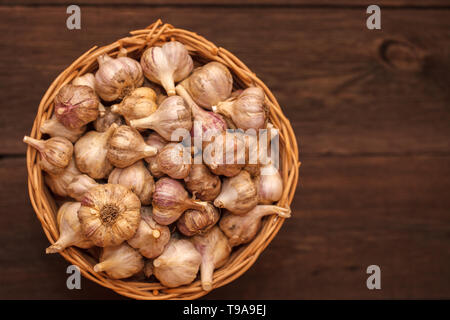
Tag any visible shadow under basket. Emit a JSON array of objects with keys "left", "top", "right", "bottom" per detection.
[{"left": 25, "top": 20, "right": 300, "bottom": 300}]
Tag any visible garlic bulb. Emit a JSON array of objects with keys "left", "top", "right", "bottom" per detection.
[
  {"left": 74, "top": 124, "right": 117, "bottom": 179},
  {"left": 144, "top": 132, "right": 168, "bottom": 178},
  {"left": 213, "top": 87, "right": 267, "bottom": 131},
  {"left": 219, "top": 205, "right": 291, "bottom": 247},
  {"left": 23, "top": 136, "right": 73, "bottom": 175},
  {"left": 152, "top": 177, "right": 209, "bottom": 225},
  {"left": 107, "top": 125, "right": 157, "bottom": 168},
  {"left": 72, "top": 73, "right": 96, "bottom": 89},
  {"left": 44, "top": 157, "right": 81, "bottom": 197},
  {"left": 54, "top": 84, "right": 99, "bottom": 129},
  {"left": 40, "top": 116, "right": 86, "bottom": 143},
  {"left": 141, "top": 41, "right": 193, "bottom": 96},
  {"left": 94, "top": 53, "right": 144, "bottom": 101},
  {"left": 255, "top": 162, "right": 283, "bottom": 204},
  {"left": 94, "top": 107, "right": 123, "bottom": 132},
  {"left": 94, "top": 243, "right": 144, "bottom": 279},
  {"left": 108, "top": 161, "right": 155, "bottom": 205},
  {"left": 177, "top": 202, "right": 220, "bottom": 237},
  {"left": 156, "top": 143, "right": 191, "bottom": 179},
  {"left": 128, "top": 206, "right": 170, "bottom": 259},
  {"left": 78, "top": 183, "right": 141, "bottom": 247},
  {"left": 111, "top": 87, "right": 157, "bottom": 125},
  {"left": 203, "top": 131, "right": 246, "bottom": 177},
  {"left": 192, "top": 227, "right": 231, "bottom": 291},
  {"left": 67, "top": 174, "right": 98, "bottom": 201},
  {"left": 184, "top": 164, "right": 221, "bottom": 201},
  {"left": 214, "top": 170, "right": 258, "bottom": 215},
  {"left": 153, "top": 237, "right": 201, "bottom": 288},
  {"left": 176, "top": 84, "right": 227, "bottom": 142},
  {"left": 130, "top": 95, "right": 192, "bottom": 142},
  {"left": 181, "top": 62, "right": 233, "bottom": 110},
  {"left": 46, "top": 202, "right": 94, "bottom": 253}
]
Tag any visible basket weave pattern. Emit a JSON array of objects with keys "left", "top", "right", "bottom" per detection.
[{"left": 26, "top": 20, "right": 300, "bottom": 300}]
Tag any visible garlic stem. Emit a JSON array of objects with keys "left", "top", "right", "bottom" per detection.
[
  {"left": 23, "top": 136, "right": 44, "bottom": 151},
  {"left": 152, "top": 229, "right": 161, "bottom": 239},
  {"left": 46, "top": 235, "right": 76, "bottom": 254},
  {"left": 253, "top": 205, "right": 291, "bottom": 218},
  {"left": 200, "top": 255, "right": 215, "bottom": 291},
  {"left": 160, "top": 73, "right": 176, "bottom": 96},
  {"left": 94, "top": 259, "right": 117, "bottom": 273}
]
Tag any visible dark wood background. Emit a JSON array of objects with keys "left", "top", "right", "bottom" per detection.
[{"left": 0, "top": 0, "right": 449, "bottom": 299}]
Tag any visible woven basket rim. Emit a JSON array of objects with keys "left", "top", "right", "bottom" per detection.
[{"left": 25, "top": 19, "right": 300, "bottom": 300}]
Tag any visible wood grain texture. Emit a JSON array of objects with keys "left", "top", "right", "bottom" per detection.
[{"left": 0, "top": 7, "right": 449, "bottom": 156}]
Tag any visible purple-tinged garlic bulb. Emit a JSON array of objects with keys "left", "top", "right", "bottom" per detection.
[
  {"left": 177, "top": 202, "right": 220, "bottom": 237},
  {"left": 184, "top": 164, "right": 221, "bottom": 201}
]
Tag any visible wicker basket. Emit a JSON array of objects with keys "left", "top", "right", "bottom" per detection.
[{"left": 25, "top": 20, "right": 300, "bottom": 300}]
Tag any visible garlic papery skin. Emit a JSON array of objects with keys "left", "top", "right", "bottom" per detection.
[
  {"left": 23, "top": 136, "right": 73, "bottom": 175},
  {"left": 67, "top": 174, "right": 99, "bottom": 202},
  {"left": 94, "top": 53, "right": 144, "bottom": 101},
  {"left": 73, "top": 72, "right": 96, "bottom": 89},
  {"left": 94, "top": 243, "right": 144, "bottom": 279},
  {"left": 94, "top": 107, "right": 123, "bottom": 132},
  {"left": 156, "top": 143, "right": 191, "bottom": 179},
  {"left": 176, "top": 84, "right": 227, "bottom": 142},
  {"left": 213, "top": 170, "right": 258, "bottom": 215},
  {"left": 40, "top": 116, "right": 86, "bottom": 143},
  {"left": 144, "top": 259, "right": 154, "bottom": 278},
  {"left": 45, "top": 157, "right": 81, "bottom": 197},
  {"left": 184, "top": 164, "right": 221, "bottom": 201},
  {"left": 152, "top": 177, "right": 209, "bottom": 225},
  {"left": 78, "top": 183, "right": 141, "bottom": 247},
  {"left": 255, "top": 162, "right": 283, "bottom": 204},
  {"left": 192, "top": 227, "right": 231, "bottom": 291},
  {"left": 74, "top": 123, "right": 117, "bottom": 179},
  {"left": 54, "top": 84, "right": 100, "bottom": 129},
  {"left": 213, "top": 86, "right": 267, "bottom": 131},
  {"left": 110, "top": 87, "right": 157, "bottom": 125},
  {"left": 181, "top": 62, "right": 233, "bottom": 110},
  {"left": 153, "top": 237, "right": 202, "bottom": 288},
  {"left": 108, "top": 161, "right": 155, "bottom": 205},
  {"left": 144, "top": 132, "right": 168, "bottom": 178},
  {"left": 140, "top": 41, "right": 193, "bottom": 96},
  {"left": 177, "top": 202, "right": 220, "bottom": 237},
  {"left": 129, "top": 95, "right": 192, "bottom": 142},
  {"left": 128, "top": 206, "right": 170, "bottom": 259},
  {"left": 203, "top": 131, "right": 246, "bottom": 177},
  {"left": 219, "top": 205, "right": 291, "bottom": 247},
  {"left": 107, "top": 125, "right": 157, "bottom": 168},
  {"left": 46, "top": 202, "right": 94, "bottom": 254}
]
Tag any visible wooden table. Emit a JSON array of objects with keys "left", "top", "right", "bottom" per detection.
[{"left": 0, "top": 1, "right": 449, "bottom": 299}]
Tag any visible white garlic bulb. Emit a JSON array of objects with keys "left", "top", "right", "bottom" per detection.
[
  {"left": 255, "top": 161, "right": 283, "bottom": 204},
  {"left": 72, "top": 73, "right": 96, "bottom": 89},
  {"left": 74, "top": 123, "right": 117, "bottom": 179},
  {"left": 130, "top": 95, "right": 192, "bottom": 142},
  {"left": 66, "top": 174, "right": 98, "bottom": 201},
  {"left": 46, "top": 202, "right": 94, "bottom": 254},
  {"left": 141, "top": 41, "right": 193, "bottom": 96},
  {"left": 108, "top": 161, "right": 155, "bottom": 205},
  {"left": 192, "top": 227, "right": 231, "bottom": 291},
  {"left": 128, "top": 206, "right": 171, "bottom": 259},
  {"left": 156, "top": 143, "right": 191, "bottom": 179},
  {"left": 40, "top": 116, "right": 86, "bottom": 143},
  {"left": 45, "top": 157, "right": 81, "bottom": 197},
  {"left": 95, "top": 53, "right": 144, "bottom": 101},
  {"left": 184, "top": 163, "right": 221, "bottom": 201},
  {"left": 153, "top": 237, "right": 202, "bottom": 288},
  {"left": 94, "top": 243, "right": 144, "bottom": 279},
  {"left": 110, "top": 87, "right": 157, "bottom": 125},
  {"left": 144, "top": 132, "right": 168, "bottom": 178}
]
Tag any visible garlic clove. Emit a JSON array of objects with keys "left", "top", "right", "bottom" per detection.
[
  {"left": 128, "top": 206, "right": 171, "bottom": 259},
  {"left": 66, "top": 174, "right": 98, "bottom": 202},
  {"left": 156, "top": 143, "right": 191, "bottom": 179},
  {"left": 110, "top": 87, "right": 157, "bottom": 125},
  {"left": 108, "top": 160, "right": 155, "bottom": 205},
  {"left": 74, "top": 123, "right": 117, "bottom": 179},
  {"left": 94, "top": 106, "right": 123, "bottom": 132},
  {"left": 219, "top": 205, "right": 291, "bottom": 247},
  {"left": 94, "top": 243, "right": 144, "bottom": 279},
  {"left": 184, "top": 164, "right": 221, "bottom": 201},
  {"left": 129, "top": 95, "right": 192, "bottom": 142},
  {"left": 191, "top": 227, "right": 231, "bottom": 291},
  {"left": 213, "top": 170, "right": 258, "bottom": 215},
  {"left": 153, "top": 237, "right": 202, "bottom": 288},
  {"left": 78, "top": 183, "right": 141, "bottom": 247},
  {"left": 95, "top": 53, "right": 144, "bottom": 101},
  {"left": 181, "top": 62, "right": 233, "bottom": 110},
  {"left": 54, "top": 84, "right": 100, "bottom": 129},
  {"left": 141, "top": 41, "right": 193, "bottom": 96},
  {"left": 177, "top": 202, "right": 220, "bottom": 237},
  {"left": 44, "top": 157, "right": 81, "bottom": 197},
  {"left": 107, "top": 125, "right": 157, "bottom": 168},
  {"left": 24, "top": 136, "right": 73, "bottom": 175},
  {"left": 46, "top": 202, "right": 94, "bottom": 254},
  {"left": 40, "top": 116, "right": 86, "bottom": 143},
  {"left": 255, "top": 161, "right": 283, "bottom": 204}
]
